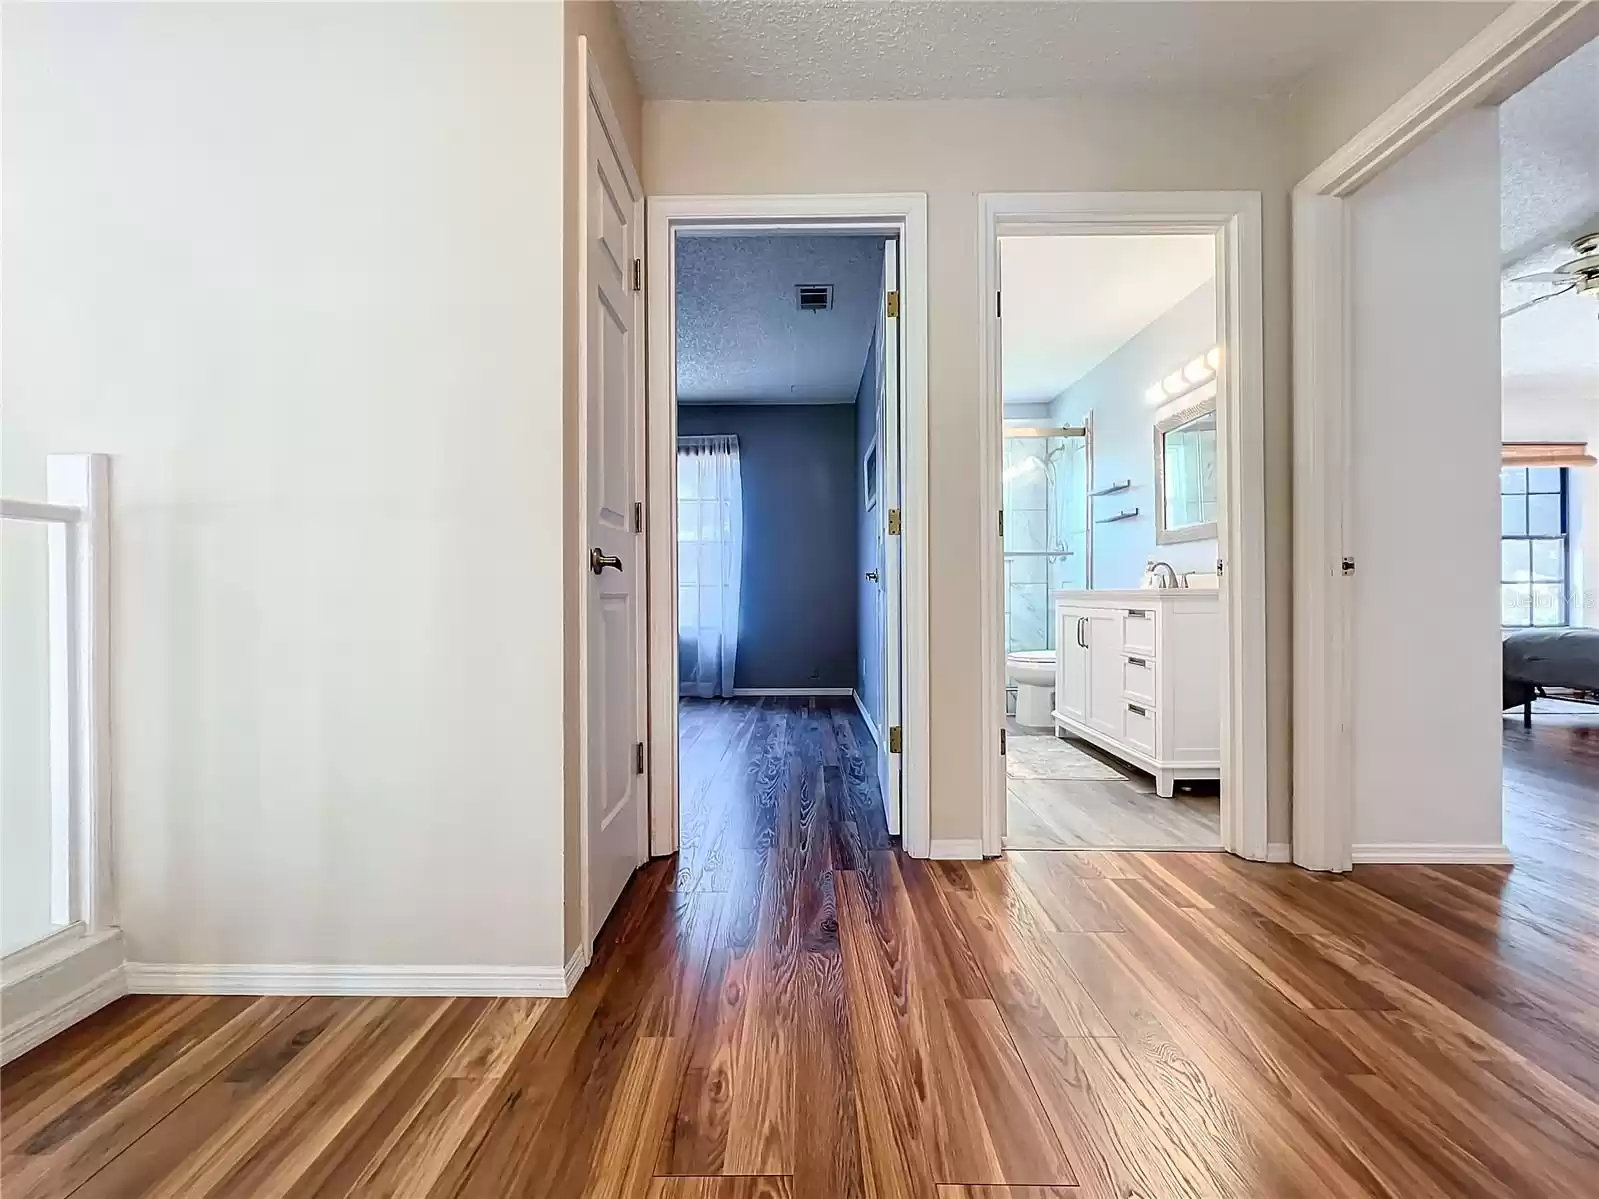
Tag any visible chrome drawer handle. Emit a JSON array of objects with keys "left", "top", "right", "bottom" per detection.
[
  {"left": 1127, "top": 703, "right": 1147, "bottom": 716},
  {"left": 1127, "top": 656, "right": 1147, "bottom": 667},
  {"left": 1126, "top": 609, "right": 1150, "bottom": 618}
]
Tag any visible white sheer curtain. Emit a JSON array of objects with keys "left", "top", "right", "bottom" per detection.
[{"left": 677, "top": 434, "right": 743, "bottom": 698}]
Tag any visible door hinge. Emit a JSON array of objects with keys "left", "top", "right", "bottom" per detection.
[
  {"left": 887, "top": 508, "right": 902, "bottom": 536},
  {"left": 999, "top": 510, "right": 1005, "bottom": 538},
  {"left": 886, "top": 290, "right": 900, "bottom": 319},
  {"left": 635, "top": 741, "right": 646, "bottom": 775},
  {"left": 1000, "top": 728, "right": 1007, "bottom": 756},
  {"left": 633, "top": 501, "right": 644, "bottom": 534},
  {"left": 888, "top": 725, "right": 903, "bottom": 754},
  {"left": 1341, "top": 556, "right": 1356, "bottom": 575},
  {"left": 996, "top": 290, "right": 1002, "bottom": 320},
  {"left": 1216, "top": 558, "right": 1224, "bottom": 577},
  {"left": 631, "top": 259, "right": 642, "bottom": 292}
]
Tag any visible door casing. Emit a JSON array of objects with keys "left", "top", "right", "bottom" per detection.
[
  {"left": 978, "top": 192, "right": 1271, "bottom": 861},
  {"left": 643, "top": 194, "right": 932, "bottom": 860}
]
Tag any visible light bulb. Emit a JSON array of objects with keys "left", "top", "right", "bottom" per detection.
[
  {"left": 1162, "top": 371, "right": 1187, "bottom": 396},
  {"left": 1145, "top": 384, "right": 1166, "bottom": 404},
  {"left": 1183, "top": 356, "right": 1210, "bottom": 384},
  {"left": 1206, "top": 346, "right": 1222, "bottom": 370}
]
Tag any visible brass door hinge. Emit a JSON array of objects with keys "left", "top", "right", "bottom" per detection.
[
  {"left": 633, "top": 501, "right": 644, "bottom": 534},
  {"left": 999, "top": 510, "right": 1005, "bottom": 537},
  {"left": 887, "top": 508, "right": 902, "bottom": 536},
  {"left": 632, "top": 259, "right": 643, "bottom": 292},
  {"left": 888, "top": 725, "right": 903, "bottom": 754},
  {"left": 635, "top": 742, "right": 645, "bottom": 775},
  {"left": 1000, "top": 728, "right": 1007, "bottom": 756},
  {"left": 886, "top": 290, "right": 900, "bottom": 319}
]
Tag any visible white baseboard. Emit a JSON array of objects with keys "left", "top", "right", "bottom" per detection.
[
  {"left": 127, "top": 956, "right": 584, "bottom": 998},
  {"left": 564, "top": 944, "right": 589, "bottom": 993},
  {"left": 1351, "top": 843, "right": 1514, "bottom": 865},
  {"left": 2, "top": 929, "right": 128, "bottom": 1066},
  {"left": 928, "top": 838, "right": 986, "bottom": 860},
  {"left": 1266, "top": 841, "right": 1293, "bottom": 863},
  {"left": 732, "top": 687, "right": 854, "bottom": 697},
  {"left": 852, "top": 689, "right": 881, "bottom": 745}
]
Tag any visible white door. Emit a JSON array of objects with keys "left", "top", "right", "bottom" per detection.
[
  {"left": 1058, "top": 608, "right": 1089, "bottom": 725},
  {"left": 878, "top": 239, "right": 903, "bottom": 835},
  {"left": 1085, "top": 609, "right": 1126, "bottom": 741},
  {"left": 583, "top": 90, "right": 644, "bottom": 945}
]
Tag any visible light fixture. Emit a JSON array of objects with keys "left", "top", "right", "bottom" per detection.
[{"left": 1148, "top": 344, "right": 1223, "bottom": 404}]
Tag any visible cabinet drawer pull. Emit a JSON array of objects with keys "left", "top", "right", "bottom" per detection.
[
  {"left": 1127, "top": 703, "right": 1148, "bottom": 717},
  {"left": 1126, "top": 608, "right": 1151, "bottom": 618},
  {"left": 1127, "top": 656, "right": 1147, "bottom": 667}
]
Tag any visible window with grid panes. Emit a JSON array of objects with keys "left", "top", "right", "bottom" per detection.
[{"left": 1501, "top": 466, "right": 1569, "bottom": 628}]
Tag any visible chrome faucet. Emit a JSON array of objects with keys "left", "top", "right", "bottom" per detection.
[{"left": 1146, "top": 560, "right": 1179, "bottom": 589}]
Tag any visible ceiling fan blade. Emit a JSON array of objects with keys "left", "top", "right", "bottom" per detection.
[{"left": 1501, "top": 285, "right": 1576, "bottom": 320}]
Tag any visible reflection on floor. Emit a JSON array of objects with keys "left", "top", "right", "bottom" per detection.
[
  {"left": 1504, "top": 696, "right": 1599, "bottom": 872},
  {"left": 1006, "top": 722, "right": 1221, "bottom": 850}
]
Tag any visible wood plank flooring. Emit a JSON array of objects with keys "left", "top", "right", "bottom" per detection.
[{"left": 5, "top": 695, "right": 1599, "bottom": 1197}]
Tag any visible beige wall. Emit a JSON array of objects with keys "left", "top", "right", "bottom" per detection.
[
  {"left": 1289, "top": 1, "right": 1509, "bottom": 181},
  {"left": 563, "top": 2, "right": 643, "bottom": 960},
  {"left": 3, "top": 2, "right": 571, "bottom": 969},
  {"left": 646, "top": 97, "right": 1297, "bottom": 846}
]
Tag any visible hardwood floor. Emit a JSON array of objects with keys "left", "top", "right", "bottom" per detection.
[{"left": 6, "top": 695, "right": 1599, "bottom": 1197}]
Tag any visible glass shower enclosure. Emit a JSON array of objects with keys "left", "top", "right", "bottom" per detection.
[{"left": 1003, "top": 426, "right": 1089, "bottom": 653}]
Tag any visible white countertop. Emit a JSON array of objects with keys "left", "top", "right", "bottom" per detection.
[{"left": 1051, "top": 588, "right": 1219, "bottom": 603}]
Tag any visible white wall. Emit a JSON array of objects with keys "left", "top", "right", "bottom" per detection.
[
  {"left": 645, "top": 96, "right": 1297, "bottom": 845},
  {"left": 1051, "top": 280, "right": 1219, "bottom": 587},
  {"left": 3, "top": 3, "right": 571, "bottom": 971},
  {"left": 1349, "top": 107, "right": 1504, "bottom": 856}
]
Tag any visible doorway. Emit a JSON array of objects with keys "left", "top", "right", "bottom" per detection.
[
  {"left": 978, "top": 193, "right": 1270, "bottom": 860},
  {"left": 644, "top": 195, "right": 931, "bottom": 863}
]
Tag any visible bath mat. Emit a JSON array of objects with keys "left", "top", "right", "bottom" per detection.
[{"left": 1007, "top": 734, "right": 1125, "bottom": 781}]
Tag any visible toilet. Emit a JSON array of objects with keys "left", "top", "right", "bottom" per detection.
[{"left": 1006, "top": 649, "right": 1057, "bottom": 729}]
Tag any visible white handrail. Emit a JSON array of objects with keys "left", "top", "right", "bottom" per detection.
[{"left": 1, "top": 498, "right": 82, "bottom": 524}]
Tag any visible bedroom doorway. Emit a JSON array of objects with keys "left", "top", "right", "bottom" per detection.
[{"left": 643, "top": 195, "right": 931, "bottom": 863}]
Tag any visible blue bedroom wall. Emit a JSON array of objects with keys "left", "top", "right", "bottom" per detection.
[
  {"left": 855, "top": 328, "right": 883, "bottom": 729},
  {"left": 677, "top": 404, "right": 859, "bottom": 691}
]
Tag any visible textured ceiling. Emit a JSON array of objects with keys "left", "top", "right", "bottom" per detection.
[
  {"left": 1500, "top": 36, "right": 1599, "bottom": 266},
  {"left": 1500, "top": 38, "right": 1599, "bottom": 410},
  {"left": 616, "top": 0, "right": 1409, "bottom": 101},
  {"left": 676, "top": 235, "right": 884, "bottom": 404},
  {"left": 1000, "top": 234, "right": 1216, "bottom": 405}
]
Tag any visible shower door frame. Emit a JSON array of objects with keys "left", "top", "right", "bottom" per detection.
[
  {"left": 1001, "top": 425, "right": 1092, "bottom": 661},
  {"left": 977, "top": 192, "right": 1270, "bottom": 862}
]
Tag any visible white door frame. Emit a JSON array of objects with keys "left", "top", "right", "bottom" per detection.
[
  {"left": 977, "top": 192, "right": 1270, "bottom": 861},
  {"left": 576, "top": 39, "right": 647, "bottom": 959},
  {"left": 644, "top": 193, "right": 932, "bottom": 859},
  {"left": 1290, "top": 0, "right": 1599, "bottom": 872}
]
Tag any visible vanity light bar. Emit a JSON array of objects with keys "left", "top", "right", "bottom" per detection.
[{"left": 1145, "top": 345, "right": 1222, "bottom": 405}]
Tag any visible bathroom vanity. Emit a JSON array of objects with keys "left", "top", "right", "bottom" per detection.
[{"left": 1052, "top": 589, "right": 1221, "bottom": 797}]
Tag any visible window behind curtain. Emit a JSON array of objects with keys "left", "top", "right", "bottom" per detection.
[{"left": 1501, "top": 466, "right": 1569, "bottom": 628}]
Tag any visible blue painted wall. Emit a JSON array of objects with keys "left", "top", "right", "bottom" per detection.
[
  {"left": 855, "top": 328, "right": 883, "bottom": 728},
  {"left": 677, "top": 404, "right": 859, "bottom": 690}
]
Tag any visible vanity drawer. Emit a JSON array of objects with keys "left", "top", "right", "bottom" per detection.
[
  {"left": 1122, "top": 655, "right": 1156, "bottom": 705},
  {"left": 1123, "top": 701, "right": 1157, "bottom": 756},
  {"left": 1122, "top": 607, "right": 1157, "bottom": 655}
]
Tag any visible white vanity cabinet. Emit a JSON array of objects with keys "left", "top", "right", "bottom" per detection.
[{"left": 1052, "top": 590, "right": 1221, "bottom": 797}]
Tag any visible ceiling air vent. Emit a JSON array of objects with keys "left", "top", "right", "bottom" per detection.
[{"left": 795, "top": 284, "right": 833, "bottom": 312}]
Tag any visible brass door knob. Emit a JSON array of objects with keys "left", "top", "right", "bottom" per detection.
[{"left": 590, "top": 548, "right": 623, "bottom": 575}]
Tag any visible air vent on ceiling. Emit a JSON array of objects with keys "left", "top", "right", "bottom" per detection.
[{"left": 795, "top": 284, "right": 833, "bottom": 312}]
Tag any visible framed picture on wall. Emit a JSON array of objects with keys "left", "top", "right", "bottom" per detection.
[{"left": 863, "top": 435, "right": 879, "bottom": 510}]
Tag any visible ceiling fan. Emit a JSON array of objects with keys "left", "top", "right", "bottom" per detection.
[{"left": 1502, "top": 231, "right": 1599, "bottom": 320}]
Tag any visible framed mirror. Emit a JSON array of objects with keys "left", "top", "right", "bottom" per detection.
[{"left": 1153, "top": 394, "right": 1218, "bottom": 544}]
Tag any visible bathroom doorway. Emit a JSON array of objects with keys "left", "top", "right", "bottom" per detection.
[{"left": 979, "top": 192, "right": 1271, "bottom": 858}]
